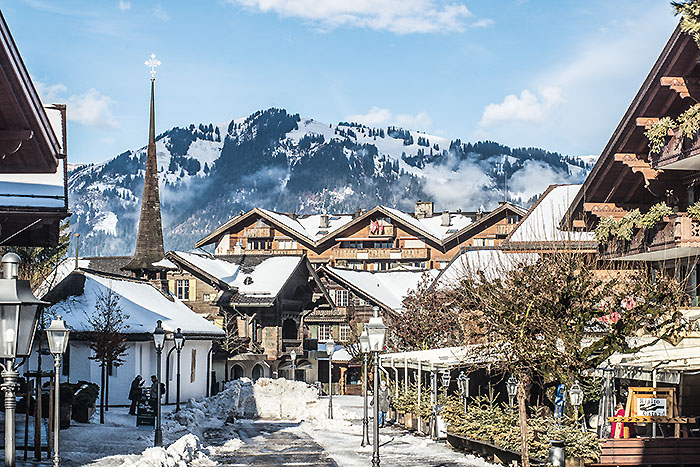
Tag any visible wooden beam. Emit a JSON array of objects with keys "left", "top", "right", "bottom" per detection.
[
  {"left": 660, "top": 76, "right": 700, "bottom": 100},
  {"left": 613, "top": 153, "right": 662, "bottom": 187},
  {"left": 584, "top": 203, "right": 628, "bottom": 219},
  {"left": 572, "top": 219, "right": 586, "bottom": 228},
  {"left": 636, "top": 117, "right": 659, "bottom": 129}
]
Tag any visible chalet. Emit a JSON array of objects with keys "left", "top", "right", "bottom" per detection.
[
  {"left": 0, "top": 12, "right": 68, "bottom": 246},
  {"left": 165, "top": 251, "right": 332, "bottom": 385},
  {"left": 195, "top": 201, "right": 525, "bottom": 271}
]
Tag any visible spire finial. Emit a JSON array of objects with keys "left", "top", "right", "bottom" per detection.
[{"left": 145, "top": 53, "right": 160, "bottom": 81}]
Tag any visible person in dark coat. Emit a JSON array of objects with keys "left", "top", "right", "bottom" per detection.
[
  {"left": 377, "top": 380, "right": 391, "bottom": 428},
  {"left": 128, "top": 375, "right": 143, "bottom": 415}
]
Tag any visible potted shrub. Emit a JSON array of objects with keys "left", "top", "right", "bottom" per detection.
[{"left": 72, "top": 381, "right": 99, "bottom": 423}]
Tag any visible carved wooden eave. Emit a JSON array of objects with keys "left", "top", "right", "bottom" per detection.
[
  {"left": 584, "top": 203, "right": 628, "bottom": 219},
  {"left": 636, "top": 117, "right": 659, "bottom": 129},
  {"left": 613, "top": 153, "right": 662, "bottom": 187},
  {"left": 660, "top": 76, "right": 700, "bottom": 100}
]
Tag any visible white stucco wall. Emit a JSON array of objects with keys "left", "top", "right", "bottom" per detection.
[{"left": 25, "top": 339, "right": 214, "bottom": 406}]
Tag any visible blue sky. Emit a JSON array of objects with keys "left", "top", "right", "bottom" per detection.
[{"left": 1, "top": 0, "right": 680, "bottom": 164}]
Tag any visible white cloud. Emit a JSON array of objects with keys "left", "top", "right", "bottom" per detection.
[
  {"left": 479, "top": 87, "right": 564, "bottom": 127},
  {"left": 227, "top": 0, "right": 478, "bottom": 34},
  {"left": 152, "top": 4, "right": 170, "bottom": 21},
  {"left": 118, "top": 1, "right": 131, "bottom": 11},
  {"left": 35, "top": 81, "right": 118, "bottom": 128},
  {"left": 345, "top": 106, "right": 432, "bottom": 130}
]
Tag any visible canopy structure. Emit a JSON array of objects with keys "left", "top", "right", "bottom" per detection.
[{"left": 380, "top": 345, "right": 499, "bottom": 371}]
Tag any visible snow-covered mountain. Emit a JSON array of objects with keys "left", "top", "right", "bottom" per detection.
[{"left": 69, "top": 108, "right": 591, "bottom": 255}]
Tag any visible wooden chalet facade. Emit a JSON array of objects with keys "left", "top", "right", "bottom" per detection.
[
  {"left": 195, "top": 201, "right": 525, "bottom": 271},
  {"left": 565, "top": 24, "right": 700, "bottom": 304}
]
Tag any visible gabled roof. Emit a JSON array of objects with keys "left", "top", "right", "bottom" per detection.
[
  {"left": 45, "top": 270, "right": 224, "bottom": 337},
  {"left": 196, "top": 202, "right": 526, "bottom": 251},
  {"left": 503, "top": 185, "right": 595, "bottom": 251},
  {"left": 432, "top": 247, "right": 537, "bottom": 290},
  {"left": 320, "top": 266, "right": 436, "bottom": 314},
  {"left": 0, "top": 12, "right": 62, "bottom": 172},
  {"left": 565, "top": 23, "right": 694, "bottom": 224},
  {"left": 167, "top": 251, "right": 308, "bottom": 306}
]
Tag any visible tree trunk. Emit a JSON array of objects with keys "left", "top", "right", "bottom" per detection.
[
  {"left": 518, "top": 374, "right": 530, "bottom": 467},
  {"left": 105, "top": 367, "right": 109, "bottom": 412},
  {"left": 100, "top": 363, "right": 105, "bottom": 424}
]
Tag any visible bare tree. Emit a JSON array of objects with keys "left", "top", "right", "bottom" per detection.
[{"left": 85, "top": 287, "right": 129, "bottom": 424}]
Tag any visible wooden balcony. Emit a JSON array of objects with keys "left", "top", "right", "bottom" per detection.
[
  {"left": 305, "top": 308, "right": 349, "bottom": 322},
  {"left": 245, "top": 227, "right": 273, "bottom": 238},
  {"left": 601, "top": 214, "right": 700, "bottom": 260},
  {"left": 495, "top": 224, "right": 516, "bottom": 236},
  {"left": 368, "top": 224, "right": 395, "bottom": 236},
  {"left": 333, "top": 247, "right": 429, "bottom": 260},
  {"left": 650, "top": 130, "right": 700, "bottom": 169},
  {"left": 281, "top": 338, "right": 302, "bottom": 353},
  {"left": 235, "top": 248, "right": 306, "bottom": 256}
]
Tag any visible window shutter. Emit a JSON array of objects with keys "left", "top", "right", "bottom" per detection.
[
  {"left": 329, "top": 289, "right": 336, "bottom": 305},
  {"left": 168, "top": 279, "right": 175, "bottom": 295},
  {"left": 189, "top": 279, "right": 197, "bottom": 301}
]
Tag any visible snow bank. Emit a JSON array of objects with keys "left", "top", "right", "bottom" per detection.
[
  {"left": 87, "top": 434, "right": 214, "bottom": 467},
  {"left": 253, "top": 378, "right": 329, "bottom": 421}
]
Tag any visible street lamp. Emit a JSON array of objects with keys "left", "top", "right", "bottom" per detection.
[
  {"left": 457, "top": 371, "right": 469, "bottom": 413},
  {"left": 290, "top": 349, "right": 297, "bottom": 381},
  {"left": 0, "top": 253, "right": 45, "bottom": 467},
  {"left": 153, "top": 320, "right": 165, "bottom": 447},
  {"left": 46, "top": 316, "right": 70, "bottom": 467},
  {"left": 325, "top": 338, "right": 335, "bottom": 419},
  {"left": 569, "top": 380, "right": 585, "bottom": 432},
  {"left": 366, "top": 306, "right": 387, "bottom": 467},
  {"left": 506, "top": 375, "right": 518, "bottom": 408},
  {"left": 173, "top": 328, "right": 185, "bottom": 412},
  {"left": 359, "top": 326, "right": 370, "bottom": 447}
]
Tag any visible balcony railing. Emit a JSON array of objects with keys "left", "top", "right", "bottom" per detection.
[
  {"left": 650, "top": 130, "right": 700, "bottom": 169},
  {"left": 601, "top": 213, "right": 700, "bottom": 259},
  {"left": 281, "top": 338, "right": 302, "bottom": 353},
  {"left": 236, "top": 248, "right": 306, "bottom": 256},
  {"left": 496, "top": 224, "right": 516, "bottom": 236},
  {"left": 333, "top": 247, "right": 429, "bottom": 260},
  {"left": 368, "top": 224, "right": 395, "bottom": 237},
  {"left": 245, "top": 227, "right": 273, "bottom": 238}
]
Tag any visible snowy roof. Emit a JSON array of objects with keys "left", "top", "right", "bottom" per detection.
[
  {"left": 435, "top": 248, "right": 538, "bottom": 287},
  {"left": 34, "top": 257, "right": 91, "bottom": 298},
  {"left": 325, "top": 267, "right": 436, "bottom": 312},
  {"left": 50, "top": 271, "right": 224, "bottom": 336},
  {"left": 381, "top": 207, "right": 475, "bottom": 241},
  {"left": 258, "top": 209, "right": 354, "bottom": 242},
  {"left": 170, "top": 251, "right": 304, "bottom": 298},
  {"left": 505, "top": 185, "right": 594, "bottom": 247},
  {"left": 380, "top": 345, "right": 499, "bottom": 369},
  {"left": 0, "top": 107, "right": 66, "bottom": 209}
]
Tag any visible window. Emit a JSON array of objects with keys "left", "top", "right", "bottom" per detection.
[
  {"left": 190, "top": 348, "right": 197, "bottom": 383},
  {"left": 203, "top": 293, "right": 211, "bottom": 302},
  {"left": 339, "top": 324, "right": 351, "bottom": 342},
  {"left": 335, "top": 289, "right": 349, "bottom": 307},
  {"left": 251, "top": 319, "right": 260, "bottom": 343},
  {"left": 473, "top": 238, "right": 495, "bottom": 247},
  {"left": 375, "top": 261, "right": 390, "bottom": 271},
  {"left": 319, "top": 324, "right": 332, "bottom": 340},
  {"left": 508, "top": 215, "right": 519, "bottom": 224},
  {"left": 176, "top": 279, "right": 190, "bottom": 300},
  {"left": 278, "top": 239, "right": 298, "bottom": 250},
  {"left": 372, "top": 241, "right": 393, "bottom": 249},
  {"left": 248, "top": 239, "right": 269, "bottom": 250}
]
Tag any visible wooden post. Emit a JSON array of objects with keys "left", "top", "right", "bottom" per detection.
[
  {"left": 23, "top": 377, "right": 30, "bottom": 460},
  {"left": 34, "top": 373, "right": 42, "bottom": 460},
  {"left": 518, "top": 374, "right": 530, "bottom": 467},
  {"left": 47, "top": 375, "right": 53, "bottom": 458}
]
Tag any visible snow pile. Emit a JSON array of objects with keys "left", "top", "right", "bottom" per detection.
[
  {"left": 253, "top": 378, "right": 329, "bottom": 421},
  {"left": 163, "top": 378, "right": 255, "bottom": 438},
  {"left": 88, "top": 434, "right": 214, "bottom": 467}
]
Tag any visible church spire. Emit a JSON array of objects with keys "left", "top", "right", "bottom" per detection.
[{"left": 123, "top": 54, "right": 167, "bottom": 277}]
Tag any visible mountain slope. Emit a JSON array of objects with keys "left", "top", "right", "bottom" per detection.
[{"left": 68, "top": 108, "right": 590, "bottom": 255}]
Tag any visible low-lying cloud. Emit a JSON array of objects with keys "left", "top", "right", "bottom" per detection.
[
  {"left": 36, "top": 81, "right": 118, "bottom": 128},
  {"left": 346, "top": 106, "right": 432, "bottom": 130}
]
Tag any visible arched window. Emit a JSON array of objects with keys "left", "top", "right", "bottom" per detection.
[
  {"left": 231, "top": 364, "right": 245, "bottom": 380},
  {"left": 252, "top": 363, "right": 264, "bottom": 381}
]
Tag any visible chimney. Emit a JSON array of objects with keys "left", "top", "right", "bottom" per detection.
[
  {"left": 290, "top": 210, "right": 297, "bottom": 221},
  {"left": 441, "top": 211, "right": 451, "bottom": 227},
  {"left": 353, "top": 208, "right": 362, "bottom": 219},
  {"left": 319, "top": 214, "right": 330, "bottom": 229},
  {"left": 414, "top": 200, "right": 434, "bottom": 219}
]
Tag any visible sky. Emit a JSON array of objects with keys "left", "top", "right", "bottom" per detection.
[{"left": 0, "top": 0, "right": 680, "bottom": 165}]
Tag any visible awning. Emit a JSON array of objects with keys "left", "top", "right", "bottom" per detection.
[{"left": 380, "top": 345, "right": 500, "bottom": 370}]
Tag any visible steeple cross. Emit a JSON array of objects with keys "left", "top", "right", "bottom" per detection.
[{"left": 145, "top": 53, "right": 161, "bottom": 80}]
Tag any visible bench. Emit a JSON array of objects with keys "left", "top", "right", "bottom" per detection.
[{"left": 590, "top": 437, "right": 700, "bottom": 466}]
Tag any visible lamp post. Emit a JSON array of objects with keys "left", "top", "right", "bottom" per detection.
[
  {"left": 366, "top": 307, "right": 387, "bottom": 467},
  {"left": 359, "top": 326, "right": 370, "bottom": 447},
  {"left": 457, "top": 371, "right": 469, "bottom": 413},
  {"left": 173, "top": 328, "right": 184, "bottom": 412},
  {"left": 290, "top": 349, "right": 297, "bottom": 381},
  {"left": 0, "top": 253, "right": 45, "bottom": 467},
  {"left": 506, "top": 375, "right": 518, "bottom": 409},
  {"left": 569, "top": 380, "right": 585, "bottom": 432},
  {"left": 153, "top": 320, "right": 166, "bottom": 447},
  {"left": 46, "top": 316, "right": 70, "bottom": 467},
  {"left": 325, "top": 338, "right": 335, "bottom": 419}
]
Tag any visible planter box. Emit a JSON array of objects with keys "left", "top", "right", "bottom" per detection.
[
  {"left": 446, "top": 432, "right": 546, "bottom": 465},
  {"left": 72, "top": 405, "right": 96, "bottom": 423}
]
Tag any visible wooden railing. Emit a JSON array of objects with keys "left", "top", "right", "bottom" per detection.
[
  {"left": 333, "top": 247, "right": 429, "bottom": 260},
  {"left": 496, "top": 224, "right": 516, "bottom": 236},
  {"left": 601, "top": 214, "right": 700, "bottom": 259},
  {"left": 368, "top": 224, "right": 395, "bottom": 236},
  {"left": 235, "top": 248, "right": 306, "bottom": 256},
  {"left": 281, "top": 339, "right": 302, "bottom": 353},
  {"left": 651, "top": 130, "right": 700, "bottom": 168},
  {"left": 245, "top": 227, "right": 273, "bottom": 238}
]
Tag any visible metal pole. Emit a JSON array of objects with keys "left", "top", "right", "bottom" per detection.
[
  {"left": 176, "top": 348, "right": 181, "bottom": 412},
  {"left": 362, "top": 352, "right": 369, "bottom": 447},
  {"left": 2, "top": 361, "right": 18, "bottom": 467},
  {"left": 652, "top": 368, "right": 657, "bottom": 438},
  {"left": 431, "top": 370, "right": 438, "bottom": 440},
  {"left": 372, "top": 351, "right": 380, "bottom": 467},
  {"left": 53, "top": 356, "right": 61, "bottom": 467},
  {"left": 155, "top": 348, "right": 163, "bottom": 447},
  {"left": 328, "top": 357, "right": 333, "bottom": 419},
  {"left": 292, "top": 361, "right": 296, "bottom": 381}
]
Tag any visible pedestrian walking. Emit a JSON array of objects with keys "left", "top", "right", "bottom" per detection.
[
  {"left": 377, "top": 380, "right": 391, "bottom": 428},
  {"left": 128, "top": 375, "right": 143, "bottom": 415}
]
